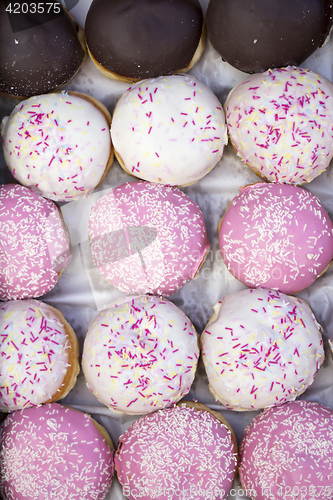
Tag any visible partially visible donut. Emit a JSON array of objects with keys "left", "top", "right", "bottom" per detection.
[
  {"left": 0, "top": 299, "right": 80, "bottom": 412},
  {"left": 85, "top": 0, "right": 205, "bottom": 82},
  {"left": 239, "top": 400, "right": 333, "bottom": 499},
  {"left": 115, "top": 401, "right": 237, "bottom": 500},
  {"left": 0, "top": 184, "right": 72, "bottom": 300},
  {"left": 0, "top": 403, "right": 114, "bottom": 500},
  {"left": 0, "top": 2, "right": 86, "bottom": 97},
  {"left": 207, "top": 0, "right": 333, "bottom": 74}
]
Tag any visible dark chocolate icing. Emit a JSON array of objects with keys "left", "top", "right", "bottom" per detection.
[
  {"left": 85, "top": 0, "right": 204, "bottom": 79},
  {"left": 0, "top": 1, "right": 86, "bottom": 97},
  {"left": 207, "top": 0, "right": 333, "bottom": 74}
]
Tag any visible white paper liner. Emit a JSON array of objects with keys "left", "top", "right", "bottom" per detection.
[{"left": 0, "top": 0, "right": 333, "bottom": 499}]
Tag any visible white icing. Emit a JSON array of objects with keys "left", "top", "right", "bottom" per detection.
[
  {"left": 82, "top": 295, "right": 199, "bottom": 414},
  {"left": 0, "top": 300, "right": 70, "bottom": 412},
  {"left": 111, "top": 74, "right": 227, "bottom": 185},
  {"left": 1, "top": 92, "right": 111, "bottom": 201},
  {"left": 201, "top": 289, "right": 324, "bottom": 411},
  {"left": 225, "top": 66, "right": 333, "bottom": 184}
]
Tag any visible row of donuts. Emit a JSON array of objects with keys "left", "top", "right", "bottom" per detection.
[
  {"left": 1, "top": 0, "right": 332, "bottom": 96},
  {"left": 0, "top": 289, "right": 326, "bottom": 414},
  {"left": 1, "top": 177, "right": 333, "bottom": 302},
  {"left": 3, "top": 66, "right": 333, "bottom": 202},
  {"left": 1, "top": 387, "right": 333, "bottom": 498}
]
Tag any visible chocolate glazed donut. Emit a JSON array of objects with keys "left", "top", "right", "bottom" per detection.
[
  {"left": 207, "top": 0, "right": 333, "bottom": 74},
  {"left": 85, "top": 0, "right": 204, "bottom": 81},
  {"left": 0, "top": 1, "right": 86, "bottom": 97}
]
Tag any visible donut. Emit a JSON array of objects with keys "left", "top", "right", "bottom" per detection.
[
  {"left": 1, "top": 91, "right": 113, "bottom": 201},
  {"left": 115, "top": 401, "right": 237, "bottom": 500},
  {"left": 206, "top": 0, "right": 333, "bottom": 74},
  {"left": 0, "top": 299, "right": 80, "bottom": 412},
  {"left": 0, "top": 184, "right": 72, "bottom": 301},
  {"left": 0, "top": 403, "right": 114, "bottom": 500},
  {"left": 218, "top": 183, "right": 333, "bottom": 294},
  {"left": 111, "top": 74, "right": 227, "bottom": 186},
  {"left": 82, "top": 295, "right": 199, "bottom": 414},
  {"left": 0, "top": 2, "right": 86, "bottom": 98},
  {"left": 239, "top": 400, "right": 333, "bottom": 499},
  {"left": 224, "top": 66, "right": 333, "bottom": 185},
  {"left": 224, "top": 67, "right": 333, "bottom": 184},
  {"left": 88, "top": 181, "right": 210, "bottom": 296},
  {"left": 201, "top": 288, "right": 324, "bottom": 411},
  {"left": 85, "top": 0, "right": 205, "bottom": 82}
]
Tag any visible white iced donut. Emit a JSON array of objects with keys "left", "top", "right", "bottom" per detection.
[
  {"left": 82, "top": 295, "right": 199, "bottom": 414},
  {"left": 111, "top": 74, "right": 227, "bottom": 185},
  {"left": 1, "top": 91, "right": 113, "bottom": 201},
  {"left": 0, "top": 299, "right": 80, "bottom": 412},
  {"left": 225, "top": 66, "right": 333, "bottom": 185},
  {"left": 201, "top": 288, "right": 324, "bottom": 411}
]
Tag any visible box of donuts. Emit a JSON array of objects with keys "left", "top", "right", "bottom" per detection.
[{"left": 1, "top": 0, "right": 333, "bottom": 499}]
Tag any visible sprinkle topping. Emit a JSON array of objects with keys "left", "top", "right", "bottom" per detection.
[
  {"left": 0, "top": 300, "right": 71, "bottom": 412},
  {"left": 88, "top": 181, "right": 210, "bottom": 296},
  {"left": 219, "top": 182, "right": 333, "bottom": 294},
  {"left": 202, "top": 288, "right": 324, "bottom": 411},
  {"left": 0, "top": 184, "right": 71, "bottom": 300},
  {"left": 115, "top": 404, "right": 237, "bottom": 500},
  {"left": 82, "top": 295, "right": 199, "bottom": 414},
  {"left": 0, "top": 403, "right": 114, "bottom": 500},
  {"left": 111, "top": 74, "right": 227, "bottom": 185},
  {"left": 239, "top": 401, "right": 333, "bottom": 499},
  {"left": 1, "top": 92, "right": 111, "bottom": 201},
  {"left": 225, "top": 66, "right": 333, "bottom": 184}
]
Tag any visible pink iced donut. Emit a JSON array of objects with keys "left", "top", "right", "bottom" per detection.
[
  {"left": 0, "top": 299, "right": 80, "bottom": 412},
  {"left": 239, "top": 400, "right": 333, "bottom": 499},
  {"left": 115, "top": 402, "right": 237, "bottom": 500},
  {"left": 218, "top": 182, "right": 333, "bottom": 294},
  {"left": 201, "top": 288, "right": 324, "bottom": 411},
  {"left": 82, "top": 295, "right": 199, "bottom": 414},
  {"left": 225, "top": 66, "right": 333, "bottom": 184},
  {"left": 88, "top": 181, "right": 210, "bottom": 296},
  {"left": 0, "top": 403, "right": 114, "bottom": 500},
  {"left": 0, "top": 184, "right": 72, "bottom": 300},
  {"left": 111, "top": 74, "right": 227, "bottom": 186},
  {"left": 1, "top": 92, "right": 113, "bottom": 201}
]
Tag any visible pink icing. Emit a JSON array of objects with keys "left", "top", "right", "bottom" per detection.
[
  {"left": 1, "top": 92, "right": 111, "bottom": 201},
  {"left": 115, "top": 403, "right": 237, "bottom": 500},
  {"left": 88, "top": 181, "right": 210, "bottom": 296},
  {"left": 239, "top": 400, "right": 333, "bottom": 499},
  {"left": 0, "top": 300, "right": 72, "bottom": 412},
  {"left": 0, "top": 403, "right": 114, "bottom": 500},
  {"left": 82, "top": 295, "right": 199, "bottom": 414},
  {"left": 225, "top": 66, "right": 333, "bottom": 184},
  {"left": 219, "top": 182, "right": 333, "bottom": 294},
  {"left": 0, "top": 184, "right": 71, "bottom": 300}
]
